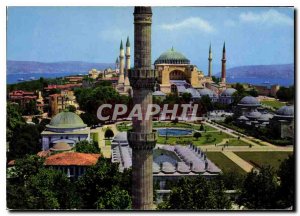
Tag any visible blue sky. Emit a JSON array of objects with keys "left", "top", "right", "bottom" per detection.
[{"left": 7, "top": 6, "right": 294, "bottom": 75}]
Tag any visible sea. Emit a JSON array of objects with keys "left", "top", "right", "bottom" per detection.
[
  {"left": 7, "top": 72, "right": 294, "bottom": 87},
  {"left": 7, "top": 72, "right": 87, "bottom": 84}
]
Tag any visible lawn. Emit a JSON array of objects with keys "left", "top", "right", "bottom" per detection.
[
  {"left": 206, "top": 152, "right": 246, "bottom": 174},
  {"left": 156, "top": 131, "right": 232, "bottom": 145},
  {"left": 116, "top": 122, "right": 132, "bottom": 132},
  {"left": 105, "top": 140, "right": 111, "bottom": 146},
  {"left": 116, "top": 121, "right": 217, "bottom": 132},
  {"left": 234, "top": 151, "right": 292, "bottom": 170},
  {"left": 261, "top": 100, "right": 286, "bottom": 109},
  {"left": 223, "top": 139, "right": 249, "bottom": 146}
]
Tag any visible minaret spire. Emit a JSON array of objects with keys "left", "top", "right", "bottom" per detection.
[
  {"left": 124, "top": 36, "right": 131, "bottom": 89},
  {"left": 208, "top": 43, "right": 212, "bottom": 77},
  {"left": 118, "top": 40, "right": 125, "bottom": 84},
  {"left": 221, "top": 41, "right": 226, "bottom": 83}
]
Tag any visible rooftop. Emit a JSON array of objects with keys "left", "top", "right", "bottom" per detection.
[
  {"left": 44, "top": 152, "right": 100, "bottom": 166},
  {"left": 46, "top": 111, "right": 87, "bottom": 129},
  {"left": 154, "top": 47, "right": 190, "bottom": 65}
]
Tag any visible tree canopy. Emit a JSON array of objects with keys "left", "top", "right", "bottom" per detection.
[{"left": 158, "top": 176, "right": 231, "bottom": 210}]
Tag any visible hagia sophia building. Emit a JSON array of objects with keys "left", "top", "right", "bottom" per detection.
[{"left": 115, "top": 37, "right": 230, "bottom": 101}]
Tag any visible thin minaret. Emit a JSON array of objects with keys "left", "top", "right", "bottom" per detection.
[
  {"left": 128, "top": 6, "right": 157, "bottom": 210},
  {"left": 118, "top": 40, "right": 125, "bottom": 84},
  {"left": 221, "top": 42, "right": 226, "bottom": 83},
  {"left": 124, "top": 36, "right": 131, "bottom": 87},
  {"left": 115, "top": 57, "right": 119, "bottom": 70},
  {"left": 208, "top": 43, "right": 212, "bottom": 77}
]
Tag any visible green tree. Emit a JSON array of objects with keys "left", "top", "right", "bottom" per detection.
[
  {"left": 193, "top": 132, "right": 202, "bottom": 140},
  {"left": 277, "top": 154, "right": 294, "bottom": 208},
  {"left": 276, "top": 86, "right": 294, "bottom": 102},
  {"left": 66, "top": 105, "right": 76, "bottom": 112},
  {"left": 200, "top": 124, "right": 204, "bottom": 131},
  {"left": 247, "top": 88, "right": 258, "bottom": 97},
  {"left": 75, "top": 158, "right": 132, "bottom": 209},
  {"left": 24, "top": 168, "right": 80, "bottom": 209},
  {"left": 7, "top": 103, "right": 25, "bottom": 142},
  {"left": 181, "top": 92, "right": 192, "bottom": 103},
  {"left": 7, "top": 155, "right": 80, "bottom": 210},
  {"left": 32, "top": 116, "right": 39, "bottom": 124},
  {"left": 8, "top": 124, "right": 41, "bottom": 160},
  {"left": 75, "top": 140, "right": 100, "bottom": 153},
  {"left": 97, "top": 186, "right": 131, "bottom": 209},
  {"left": 23, "top": 100, "right": 39, "bottom": 115},
  {"left": 200, "top": 95, "right": 213, "bottom": 112},
  {"left": 238, "top": 166, "right": 278, "bottom": 209},
  {"left": 158, "top": 176, "right": 231, "bottom": 210}
]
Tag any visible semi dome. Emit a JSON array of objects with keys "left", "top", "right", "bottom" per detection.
[
  {"left": 276, "top": 105, "right": 294, "bottom": 117},
  {"left": 246, "top": 111, "right": 262, "bottom": 119},
  {"left": 154, "top": 47, "right": 190, "bottom": 65},
  {"left": 221, "top": 88, "right": 237, "bottom": 97},
  {"left": 258, "top": 113, "right": 273, "bottom": 121},
  {"left": 198, "top": 88, "right": 215, "bottom": 97},
  {"left": 46, "top": 111, "right": 87, "bottom": 129},
  {"left": 238, "top": 96, "right": 260, "bottom": 107}
]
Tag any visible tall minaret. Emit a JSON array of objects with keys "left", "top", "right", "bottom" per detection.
[
  {"left": 118, "top": 40, "right": 125, "bottom": 84},
  {"left": 115, "top": 57, "right": 119, "bottom": 71},
  {"left": 124, "top": 36, "right": 131, "bottom": 87},
  {"left": 221, "top": 42, "right": 226, "bottom": 83},
  {"left": 128, "top": 6, "right": 157, "bottom": 210},
  {"left": 208, "top": 43, "right": 212, "bottom": 77}
]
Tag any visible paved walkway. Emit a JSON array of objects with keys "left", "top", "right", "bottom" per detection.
[
  {"left": 90, "top": 123, "right": 119, "bottom": 158},
  {"left": 223, "top": 152, "right": 254, "bottom": 173},
  {"left": 203, "top": 121, "right": 277, "bottom": 148}
]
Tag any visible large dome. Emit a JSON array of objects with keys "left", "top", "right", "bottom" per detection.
[
  {"left": 238, "top": 96, "right": 260, "bottom": 107},
  {"left": 47, "top": 111, "right": 87, "bottom": 129},
  {"left": 276, "top": 105, "right": 294, "bottom": 117},
  {"left": 154, "top": 47, "right": 190, "bottom": 65}
]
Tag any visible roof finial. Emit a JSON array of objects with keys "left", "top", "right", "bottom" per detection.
[
  {"left": 209, "top": 42, "right": 212, "bottom": 53},
  {"left": 126, "top": 36, "right": 130, "bottom": 47},
  {"left": 171, "top": 46, "right": 174, "bottom": 51},
  {"left": 120, "top": 40, "right": 123, "bottom": 50},
  {"left": 223, "top": 41, "right": 226, "bottom": 52}
]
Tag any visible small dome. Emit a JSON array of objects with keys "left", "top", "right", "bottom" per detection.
[
  {"left": 47, "top": 111, "right": 86, "bottom": 129},
  {"left": 276, "top": 105, "right": 294, "bottom": 117},
  {"left": 258, "top": 113, "right": 273, "bottom": 121},
  {"left": 246, "top": 111, "right": 262, "bottom": 119},
  {"left": 50, "top": 142, "right": 72, "bottom": 151},
  {"left": 154, "top": 47, "right": 190, "bottom": 65},
  {"left": 198, "top": 88, "right": 215, "bottom": 97},
  {"left": 238, "top": 116, "right": 249, "bottom": 121},
  {"left": 238, "top": 96, "right": 260, "bottom": 107},
  {"left": 221, "top": 88, "right": 237, "bottom": 97}
]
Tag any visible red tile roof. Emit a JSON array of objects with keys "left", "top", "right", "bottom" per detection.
[{"left": 44, "top": 152, "right": 100, "bottom": 166}]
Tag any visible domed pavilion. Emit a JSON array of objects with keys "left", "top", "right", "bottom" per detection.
[
  {"left": 41, "top": 111, "right": 90, "bottom": 150},
  {"left": 270, "top": 105, "right": 294, "bottom": 139}
]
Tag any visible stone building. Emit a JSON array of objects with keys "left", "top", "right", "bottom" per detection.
[
  {"left": 270, "top": 105, "right": 294, "bottom": 139},
  {"left": 41, "top": 111, "right": 90, "bottom": 151}
]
